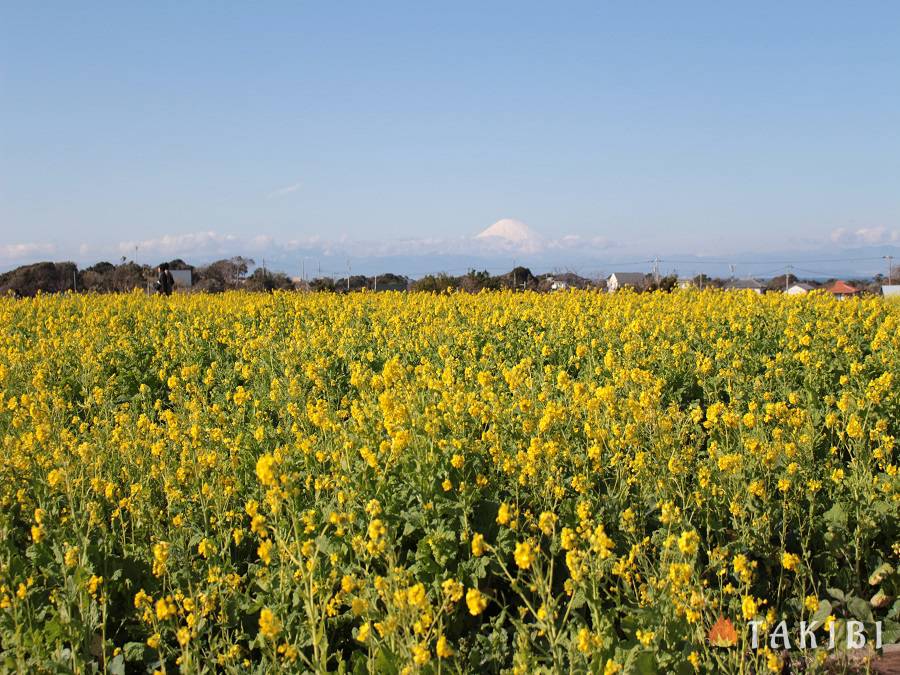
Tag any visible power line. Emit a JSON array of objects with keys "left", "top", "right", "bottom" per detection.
[{"left": 658, "top": 256, "right": 886, "bottom": 266}]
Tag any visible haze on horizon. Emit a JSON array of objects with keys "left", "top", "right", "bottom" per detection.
[{"left": 2, "top": 2, "right": 900, "bottom": 272}]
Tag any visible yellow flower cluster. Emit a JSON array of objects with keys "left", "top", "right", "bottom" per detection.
[{"left": 0, "top": 289, "right": 897, "bottom": 673}]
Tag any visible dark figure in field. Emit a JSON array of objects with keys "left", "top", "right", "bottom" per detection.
[{"left": 156, "top": 263, "right": 175, "bottom": 296}]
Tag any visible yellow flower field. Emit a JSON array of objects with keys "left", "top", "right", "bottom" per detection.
[{"left": 0, "top": 289, "right": 897, "bottom": 673}]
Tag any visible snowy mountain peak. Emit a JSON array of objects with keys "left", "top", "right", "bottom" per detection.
[
  {"left": 474, "top": 219, "right": 546, "bottom": 254},
  {"left": 476, "top": 219, "right": 539, "bottom": 244}
]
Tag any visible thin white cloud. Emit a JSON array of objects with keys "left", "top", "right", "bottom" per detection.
[
  {"left": 102, "top": 226, "right": 620, "bottom": 263},
  {"left": 0, "top": 242, "right": 56, "bottom": 261},
  {"left": 116, "top": 231, "right": 240, "bottom": 258},
  {"left": 830, "top": 226, "right": 900, "bottom": 246},
  {"left": 267, "top": 182, "right": 302, "bottom": 199},
  {"left": 2, "top": 224, "right": 622, "bottom": 270}
]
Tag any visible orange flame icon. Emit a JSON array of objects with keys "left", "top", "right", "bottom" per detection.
[{"left": 708, "top": 616, "right": 738, "bottom": 648}]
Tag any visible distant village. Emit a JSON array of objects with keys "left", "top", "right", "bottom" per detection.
[{"left": 1, "top": 256, "right": 898, "bottom": 298}]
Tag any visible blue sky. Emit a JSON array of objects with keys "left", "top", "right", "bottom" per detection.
[{"left": 2, "top": 1, "right": 900, "bottom": 273}]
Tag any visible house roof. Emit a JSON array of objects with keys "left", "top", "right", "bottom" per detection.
[
  {"left": 827, "top": 280, "right": 859, "bottom": 294},
  {"left": 724, "top": 278, "right": 765, "bottom": 290},
  {"left": 789, "top": 282, "right": 816, "bottom": 291},
  {"left": 608, "top": 272, "right": 646, "bottom": 284}
]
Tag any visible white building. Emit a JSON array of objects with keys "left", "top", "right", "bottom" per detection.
[
  {"left": 786, "top": 282, "right": 816, "bottom": 295},
  {"left": 881, "top": 285, "right": 900, "bottom": 297},
  {"left": 607, "top": 272, "right": 646, "bottom": 292},
  {"left": 170, "top": 269, "right": 193, "bottom": 289}
]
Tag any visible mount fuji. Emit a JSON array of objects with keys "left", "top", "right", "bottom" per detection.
[{"left": 474, "top": 219, "right": 545, "bottom": 254}]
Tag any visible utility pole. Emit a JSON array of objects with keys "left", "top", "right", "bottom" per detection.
[
  {"left": 301, "top": 259, "right": 305, "bottom": 282},
  {"left": 346, "top": 259, "right": 351, "bottom": 292},
  {"left": 886, "top": 255, "right": 894, "bottom": 284},
  {"left": 729, "top": 264, "right": 736, "bottom": 279},
  {"left": 374, "top": 274, "right": 378, "bottom": 292},
  {"left": 653, "top": 256, "right": 660, "bottom": 287},
  {"left": 786, "top": 265, "right": 793, "bottom": 292}
]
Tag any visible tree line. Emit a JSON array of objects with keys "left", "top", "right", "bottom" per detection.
[{"left": 0, "top": 258, "right": 887, "bottom": 297}]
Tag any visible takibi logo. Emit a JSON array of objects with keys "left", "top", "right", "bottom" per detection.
[{"left": 708, "top": 616, "right": 885, "bottom": 650}]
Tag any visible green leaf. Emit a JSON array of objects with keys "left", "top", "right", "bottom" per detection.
[
  {"left": 107, "top": 654, "right": 125, "bottom": 675},
  {"left": 823, "top": 503, "right": 848, "bottom": 530},
  {"left": 827, "top": 588, "right": 845, "bottom": 602},
  {"left": 848, "top": 596, "right": 874, "bottom": 623},
  {"left": 811, "top": 599, "right": 832, "bottom": 625},
  {"left": 374, "top": 646, "right": 400, "bottom": 675},
  {"left": 881, "top": 619, "right": 900, "bottom": 646},
  {"left": 623, "top": 646, "right": 657, "bottom": 675},
  {"left": 123, "top": 641, "right": 145, "bottom": 662}
]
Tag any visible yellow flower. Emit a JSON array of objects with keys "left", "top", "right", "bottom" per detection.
[
  {"left": 256, "top": 454, "right": 278, "bottom": 486},
  {"left": 466, "top": 588, "right": 488, "bottom": 616},
  {"left": 442, "top": 578, "right": 464, "bottom": 603},
  {"left": 538, "top": 512, "right": 557, "bottom": 535},
  {"left": 741, "top": 595, "right": 758, "bottom": 620},
  {"left": 177, "top": 627, "right": 190, "bottom": 646},
  {"left": 604, "top": 660, "right": 622, "bottom": 675},
  {"left": 407, "top": 583, "right": 427, "bottom": 609},
  {"left": 31, "top": 525, "right": 45, "bottom": 543},
  {"left": 436, "top": 634, "right": 453, "bottom": 658},
  {"left": 514, "top": 541, "right": 535, "bottom": 569},
  {"left": 368, "top": 519, "right": 386, "bottom": 541},
  {"left": 846, "top": 416, "right": 863, "bottom": 439},
  {"left": 781, "top": 552, "right": 801, "bottom": 571},
  {"left": 733, "top": 554, "right": 755, "bottom": 584},
  {"left": 134, "top": 589, "right": 151, "bottom": 608},
  {"left": 152, "top": 542, "right": 170, "bottom": 577},
  {"left": 87, "top": 575, "right": 103, "bottom": 596},
  {"left": 197, "top": 538, "right": 214, "bottom": 559},
  {"left": 258, "top": 608, "right": 281, "bottom": 640},
  {"left": 278, "top": 643, "right": 299, "bottom": 662},
  {"left": 258, "top": 540, "right": 273, "bottom": 565},
  {"left": 497, "top": 502, "right": 511, "bottom": 526},
  {"left": 636, "top": 629, "right": 655, "bottom": 646},
  {"left": 576, "top": 627, "right": 592, "bottom": 654},
  {"left": 155, "top": 597, "right": 176, "bottom": 621},
  {"left": 677, "top": 530, "right": 700, "bottom": 557},
  {"left": 356, "top": 621, "right": 371, "bottom": 643},
  {"left": 412, "top": 642, "right": 430, "bottom": 665},
  {"left": 471, "top": 533, "right": 486, "bottom": 556}
]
